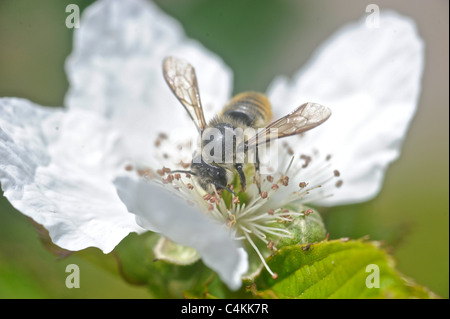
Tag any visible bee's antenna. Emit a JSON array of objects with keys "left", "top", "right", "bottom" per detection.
[
  {"left": 170, "top": 170, "right": 196, "bottom": 176},
  {"left": 224, "top": 186, "right": 236, "bottom": 196}
]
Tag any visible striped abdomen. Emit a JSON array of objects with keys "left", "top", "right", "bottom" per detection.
[{"left": 220, "top": 92, "right": 272, "bottom": 128}]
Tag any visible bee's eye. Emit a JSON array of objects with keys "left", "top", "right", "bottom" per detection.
[{"left": 209, "top": 167, "right": 225, "bottom": 180}]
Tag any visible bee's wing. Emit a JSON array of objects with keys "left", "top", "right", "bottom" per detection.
[
  {"left": 163, "top": 56, "right": 207, "bottom": 132},
  {"left": 246, "top": 102, "right": 331, "bottom": 147}
]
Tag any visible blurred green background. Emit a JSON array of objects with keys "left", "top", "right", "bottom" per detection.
[{"left": 0, "top": 0, "right": 448, "bottom": 298}]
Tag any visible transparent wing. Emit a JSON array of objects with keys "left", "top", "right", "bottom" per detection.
[
  {"left": 163, "top": 56, "right": 207, "bottom": 131},
  {"left": 246, "top": 102, "right": 331, "bottom": 147}
]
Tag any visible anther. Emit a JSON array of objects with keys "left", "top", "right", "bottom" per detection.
[
  {"left": 299, "top": 181, "right": 308, "bottom": 188},
  {"left": 226, "top": 216, "right": 236, "bottom": 228},
  {"left": 210, "top": 196, "right": 220, "bottom": 204},
  {"left": 281, "top": 176, "right": 289, "bottom": 186},
  {"left": 287, "top": 147, "right": 294, "bottom": 156},
  {"left": 180, "top": 161, "right": 190, "bottom": 169},
  {"left": 158, "top": 132, "right": 168, "bottom": 140},
  {"left": 300, "top": 154, "right": 312, "bottom": 168}
]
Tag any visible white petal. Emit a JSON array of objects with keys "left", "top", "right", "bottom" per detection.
[
  {"left": 114, "top": 175, "right": 248, "bottom": 290},
  {"left": 267, "top": 11, "right": 424, "bottom": 205},
  {"left": 0, "top": 98, "right": 144, "bottom": 253},
  {"left": 66, "top": 0, "right": 233, "bottom": 164}
]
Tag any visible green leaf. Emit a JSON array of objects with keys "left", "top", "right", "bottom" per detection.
[{"left": 253, "top": 239, "right": 439, "bottom": 299}]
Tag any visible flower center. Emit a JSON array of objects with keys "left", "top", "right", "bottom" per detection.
[{"left": 124, "top": 133, "right": 343, "bottom": 278}]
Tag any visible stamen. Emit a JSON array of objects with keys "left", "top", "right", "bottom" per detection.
[
  {"left": 252, "top": 224, "right": 293, "bottom": 237},
  {"left": 243, "top": 232, "right": 278, "bottom": 280},
  {"left": 284, "top": 156, "right": 295, "bottom": 175},
  {"left": 226, "top": 215, "right": 236, "bottom": 228}
]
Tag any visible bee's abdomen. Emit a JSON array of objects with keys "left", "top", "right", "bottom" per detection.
[{"left": 221, "top": 92, "right": 272, "bottom": 127}]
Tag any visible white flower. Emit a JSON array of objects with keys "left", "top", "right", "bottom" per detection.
[{"left": 0, "top": 0, "right": 423, "bottom": 290}]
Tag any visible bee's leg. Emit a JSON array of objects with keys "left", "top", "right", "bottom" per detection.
[
  {"left": 235, "top": 163, "right": 246, "bottom": 192},
  {"left": 254, "top": 146, "right": 262, "bottom": 193}
]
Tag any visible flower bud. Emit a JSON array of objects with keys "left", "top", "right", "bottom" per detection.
[{"left": 270, "top": 205, "right": 327, "bottom": 249}]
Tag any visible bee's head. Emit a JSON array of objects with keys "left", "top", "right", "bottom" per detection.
[{"left": 191, "top": 155, "right": 230, "bottom": 194}]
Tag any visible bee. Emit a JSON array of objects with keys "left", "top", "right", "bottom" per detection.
[{"left": 162, "top": 56, "right": 331, "bottom": 194}]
